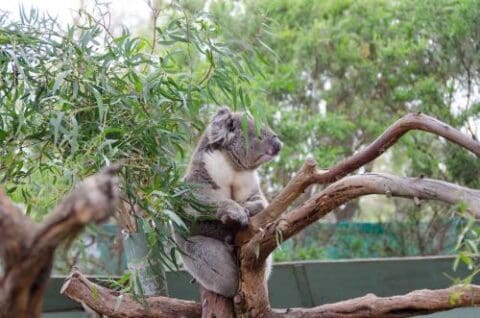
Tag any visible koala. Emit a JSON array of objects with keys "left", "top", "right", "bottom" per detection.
[{"left": 174, "top": 107, "right": 282, "bottom": 297}]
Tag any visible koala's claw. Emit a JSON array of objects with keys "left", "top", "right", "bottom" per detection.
[{"left": 220, "top": 211, "right": 249, "bottom": 227}]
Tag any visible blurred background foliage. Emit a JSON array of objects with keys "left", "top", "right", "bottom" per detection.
[{"left": 1, "top": 0, "right": 480, "bottom": 276}]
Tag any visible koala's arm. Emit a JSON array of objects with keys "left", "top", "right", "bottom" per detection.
[
  {"left": 186, "top": 185, "right": 249, "bottom": 227},
  {"left": 241, "top": 189, "right": 268, "bottom": 217}
]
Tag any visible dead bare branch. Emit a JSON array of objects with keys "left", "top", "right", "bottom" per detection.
[
  {"left": 61, "top": 270, "right": 480, "bottom": 318},
  {"left": 271, "top": 284, "right": 480, "bottom": 318}
]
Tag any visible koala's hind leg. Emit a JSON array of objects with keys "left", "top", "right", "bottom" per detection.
[{"left": 175, "top": 234, "right": 238, "bottom": 297}]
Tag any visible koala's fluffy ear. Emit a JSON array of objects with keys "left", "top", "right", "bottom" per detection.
[{"left": 208, "top": 107, "right": 235, "bottom": 145}]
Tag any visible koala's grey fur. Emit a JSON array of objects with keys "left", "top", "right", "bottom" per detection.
[{"left": 174, "top": 107, "right": 282, "bottom": 297}]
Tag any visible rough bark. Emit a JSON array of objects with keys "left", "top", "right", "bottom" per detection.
[
  {"left": 0, "top": 167, "right": 120, "bottom": 318},
  {"left": 200, "top": 287, "right": 234, "bottom": 318},
  {"left": 235, "top": 260, "right": 271, "bottom": 317},
  {"left": 0, "top": 189, "right": 34, "bottom": 272}
]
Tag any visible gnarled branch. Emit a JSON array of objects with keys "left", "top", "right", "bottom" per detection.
[{"left": 61, "top": 269, "right": 480, "bottom": 318}]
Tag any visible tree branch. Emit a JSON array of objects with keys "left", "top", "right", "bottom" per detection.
[
  {"left": 62, "top": 270, "right": 480, "bottom": 318},
  {"left": 61, "top": 269, "right": 202, "bottom": 318},
  {"left": 246, "top": 173, "right": 480, "bottom": 263},
  {"left": 0, "top": 166, "right": 121, "bottom": 318},
  {"left": 31, "top": 166, "right": 120, "bottom": 254},
  {"left": 272, "top": 284, "right": 480, "bottom": 318},
  {"left": 251, "top": 113, "right": 480, "bottom": 229},
  {"left": 0, "top": 189, "right": 34, "bottom": 272}
]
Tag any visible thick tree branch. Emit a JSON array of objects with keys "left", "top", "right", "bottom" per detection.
[
  {"left": 0, "top": 167, "right": 120, "bottom": 318},
  {"left": 200, "top": 287, "right": 234, "bottom": 318},
  {"left": 271, "top": 284, "right": 480, "bottom": 318},
  {"left": 61, "top": 269, "right": 202, "bottom": 318},
  {"left": 0, "top": 189, "right": 35, "bottom": 272},
  {"left": 245, "top": 173, "right": 480, "bottom": 263},
  {"left": 251, "top": 113, "right": 480, "bottom": 229},
  {"left": 32, "top": 166, "right": 120, "bottom": 254}
]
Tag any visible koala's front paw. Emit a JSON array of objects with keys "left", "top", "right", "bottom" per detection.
[
  {"left": 218, "top": 203, "right": 249, "bottom": 227},
  {"left": 243, "top": 200, "right": 267, "bottom": 216}
]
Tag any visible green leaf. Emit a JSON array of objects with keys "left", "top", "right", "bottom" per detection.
[
  {"left": 90, "top": 85, "right": 106, "bottom": 125},
  {"left": 52, "top": 70, "right": 71, "bottom": 93},
  {"left": 163, "top": 209, "right": 187, "bottom": 230}
]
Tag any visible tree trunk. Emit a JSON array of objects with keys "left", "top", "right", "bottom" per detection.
[
  {"left": 0, "top": 258, "right": 53, "bottom": 318},
  {"left": 200, "top": 287, "right": 234, "bottom": 318}
]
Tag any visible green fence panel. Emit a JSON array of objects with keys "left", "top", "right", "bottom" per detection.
[{"left": 45, "top": 256, "right": 480, "bottom": 317}]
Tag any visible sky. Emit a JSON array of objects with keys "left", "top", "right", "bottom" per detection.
[{"left": 1, "top": 0, "right": 151, "bottom": 29}]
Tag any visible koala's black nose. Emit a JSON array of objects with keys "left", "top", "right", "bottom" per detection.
[{"left": 271, "top": 137, "right": 282, "bottom": 156}]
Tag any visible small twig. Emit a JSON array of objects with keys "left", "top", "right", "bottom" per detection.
[{"left": 145, "top": 0, "right": 160, "bottom": 55}]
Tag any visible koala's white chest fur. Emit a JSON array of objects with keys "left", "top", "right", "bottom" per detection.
[{"left": 203, "top": 150, "right": 259, "bottom": 202}]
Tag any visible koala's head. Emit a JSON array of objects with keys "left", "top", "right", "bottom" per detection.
[{"left": 206, "top": 107, "right": 282, "bottom": 170}]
